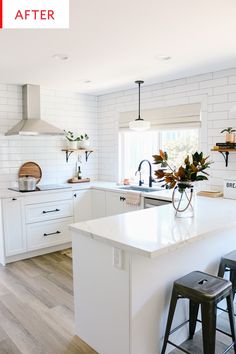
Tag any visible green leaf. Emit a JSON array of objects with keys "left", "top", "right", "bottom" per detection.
[{"left": 195, "top": 175, "right": 208, "bottom": 181}]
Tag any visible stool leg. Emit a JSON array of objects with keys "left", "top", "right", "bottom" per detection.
[
  {"left": 226, "top": 293, "right": 236, "bottom": 353},
  {"left": 201, "top": 302, "right": 216, "bottom": 354},
  {"left": 218, "top": 260, "right": 226, "bottom": 278},
  {"left": 230, "top": 270, "right": 236, "bottom": 300},
  {"left": 161, "top": 288, "right": 178, "bottom": 354},
  {"left": 189, "top": 300, "right": 199, "bottom": 339}
]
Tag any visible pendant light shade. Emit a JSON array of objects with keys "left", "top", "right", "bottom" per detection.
[
  {"left": 129, "top": 80, "right": 151, "bottom": 131},
  {"left": 129, "top": 119, "right": 150, "bottom": 131}
]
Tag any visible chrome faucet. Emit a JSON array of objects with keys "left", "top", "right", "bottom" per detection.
[{"left": 136, "top": 159, "right": 153, "bottom": 187}]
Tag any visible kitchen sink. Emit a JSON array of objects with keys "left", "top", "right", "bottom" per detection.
[{"left": 118, "top": 186, "right": 163, "bottom": 193}]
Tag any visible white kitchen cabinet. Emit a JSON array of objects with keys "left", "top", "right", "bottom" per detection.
[
  {"left": 106, "top": 191, "right": 125, "bottom": 216},
  {"left": 1, "top": 191, "right": 74, "bottom": 264},
  {"left": 27, "top": 217, "right": 73, "bottom": 251},
  {"left": 105, "top": 191, "right": 142, "bottom": 217},
  {"left": 91, "top": 189, "right": 106, "bottom": 219},
  {"left": 26, "top": 199, "right": 73, "bottom": 224},
  {"left": 73, "top": 189, "right": 92, "bottom": 222},
  {"left": 2, "top": 197, "right": 26, "bottom": 256}
]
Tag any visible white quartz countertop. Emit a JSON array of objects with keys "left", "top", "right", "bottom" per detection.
[
  {"left": 70, "top": 197, "right": 236, "bottom": 258},
  {"left": 0, "top": 181, "right": 173, "bottom": 200}
]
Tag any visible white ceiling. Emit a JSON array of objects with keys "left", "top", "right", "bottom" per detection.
[{"left": 1, "top": 0, "right": 236, "bottom": 94}]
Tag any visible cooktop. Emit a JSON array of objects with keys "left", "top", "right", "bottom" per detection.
[{"left": 8, "top": 184, "right": 72, "bottom": 193}]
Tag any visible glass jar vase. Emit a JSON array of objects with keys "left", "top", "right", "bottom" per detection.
[{"left": 172, "top": 182, "right": 195, "bottom": 218}]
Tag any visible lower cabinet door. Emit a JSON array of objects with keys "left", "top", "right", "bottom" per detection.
[
  {"left": 73, "top": 190, "right": 92, "bottom": 222},
  {"left": 26, "top": 217, "right": 73, "bottom": 251},
  {"left": 3, "top": 198, "right": 26, "bottom": 256},
  {"left": 105, "top": 192, "right": 126, "bottom": 216}
]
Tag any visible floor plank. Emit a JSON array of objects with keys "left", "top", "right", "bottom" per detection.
[{"left": 0, "top": 252, "right": 98, "bottom": 354}]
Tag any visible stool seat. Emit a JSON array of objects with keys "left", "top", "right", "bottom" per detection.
[
  {"left": 218, "top": 250, "right": 236, "bottom": 300},
  {"left": 223, "top": 250, "right": 236, "bottom": 262},
  {"left": 219, "top": 250, "right": 236, "bottom": 269},
  {"left": 175, "top": 271, "right": 231, "bottom": 302}
]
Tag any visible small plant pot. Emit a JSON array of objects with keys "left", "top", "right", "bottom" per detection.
[
  {"left": 67, "top": 140, "right": 78, "bottom": 149},
  {"left": 226, "top": 133, "right": 235, "bottom": 143},
  {"left": 79, "top": 140, "right": 90, "bottom": 149}
]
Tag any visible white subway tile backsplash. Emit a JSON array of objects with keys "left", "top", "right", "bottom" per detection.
[
  {"left": 213, "top": 84, "right": 236, "bottom": 95},
  {"left": 213, "top": 102, "right": 236, "bottom": 112},
  {"left": 200, "top": 78, "right": 228, "bottom": 89},
  {"left": 208, "top": 94, "right": 228, "bottom": 104},
  {"left": 213, "top": 68, "right": 236, "bottom": 79}
]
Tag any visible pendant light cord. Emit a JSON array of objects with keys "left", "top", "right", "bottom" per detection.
[
  {"left": 138, "top": 82, "right": 141, "bottom": 120},
  {"left": 135, "top": 80, "right": 144, "bottom": 121}
]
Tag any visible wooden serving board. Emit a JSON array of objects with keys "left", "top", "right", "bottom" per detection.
[
  {"left": 19, "top": 162, "right": 42, "bottom": 184},
  {"left": 68, "top": 178, "right": 90, "bottom": 184},
  {"left": 197, "top": 190, "right": 223, "bottom": 198}
]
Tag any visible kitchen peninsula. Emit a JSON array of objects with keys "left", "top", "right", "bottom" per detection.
[{"left": 70, "top": 197, "right": 236, "bottom": 354}]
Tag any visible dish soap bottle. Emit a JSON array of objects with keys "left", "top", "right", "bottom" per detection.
[{"left": 77, "top": 166, "right": 82, "bottom": 180}]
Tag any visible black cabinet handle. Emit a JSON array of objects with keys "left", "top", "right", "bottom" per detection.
[
  {"left": 120, "top": 196, "right": 126, "bottom": 201},
  {"left": 42, "top": 208, "right": 60, "bottom": 214},
  {"left": 12, "top": 198, "right": 17, "bottom": 201},
  {"left": 43, "top": 231, "right": 61, "bottom": 237},
  {"left": 74, "top": 193, "right": 77, "bottom": 198}
]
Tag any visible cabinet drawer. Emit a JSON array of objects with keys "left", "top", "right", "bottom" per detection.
[
  {"left": 24, "top": 191, "right": 73, "bottom": 205},
  {"left": 26, "top": 217, "right": 73, "bottom": 251},
  {"left": 26, "top": 200, "right": 73, "bottom": 223}
]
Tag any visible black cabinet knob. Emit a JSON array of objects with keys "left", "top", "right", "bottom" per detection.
[{"left": 74, "top": 193, "right": 77, "bottom": 198}]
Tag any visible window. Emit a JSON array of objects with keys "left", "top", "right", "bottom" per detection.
[{"left": 119, "top": 128, "right": 199, "bottom": 182}]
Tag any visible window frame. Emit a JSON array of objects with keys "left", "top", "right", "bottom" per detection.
[{"left": 118, "top": 127, "right": 200, "bottom": 181}]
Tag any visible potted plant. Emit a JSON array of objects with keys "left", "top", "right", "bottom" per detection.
[
  {"left": 153, "top": 151, "right": 211, "bottom": 217},
  {"left": 221, "top": 127, "right": 236, "bottom": 144},
  {"left": 64, "top": 130, "right": 78, "bottom": 149},
  {"left": 78, "top": 133, "right": 90, "bottom": 149}
]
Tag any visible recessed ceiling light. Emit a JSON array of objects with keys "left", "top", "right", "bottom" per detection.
[
  {"left": 77, "top": 80, "right": 92, "bottom": 84},
  {"left": 52, "top": 54, "right": 69, "bottom": 61},
  {"left": 156, "top": 55, "right": 172, "bottom": 61}
]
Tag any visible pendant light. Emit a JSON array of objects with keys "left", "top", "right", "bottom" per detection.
[{"left": 129, "top": 80, "right": 150, "bottom": 131}]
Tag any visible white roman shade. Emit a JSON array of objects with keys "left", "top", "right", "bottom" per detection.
[{"left": 119, "top": 103, "right": 201, "bottom": 130}]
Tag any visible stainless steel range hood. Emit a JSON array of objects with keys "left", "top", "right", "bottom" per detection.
[{"left": 5, "top": 84, "right": 64, "bottom": 136}]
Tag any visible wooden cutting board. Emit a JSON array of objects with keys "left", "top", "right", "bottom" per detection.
[
  {"left": 68, "top": 178, "right": 90, "bottom": 183},
  {"left": 18, "top": 162, "right": 42, "bottom": 184}
]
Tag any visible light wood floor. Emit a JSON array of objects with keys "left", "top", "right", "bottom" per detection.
[
  {"left": 1, "top": 252, "right": 236, "bottom": 354},
  {"left": 0, "top": 251, "right": 98, "bottom": 354},
  {"left": 169, "top": 307, "right": 235, "bottom": 354}
]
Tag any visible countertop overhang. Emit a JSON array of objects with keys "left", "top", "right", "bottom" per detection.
[{"left": 70, "top": 197, "right": 236, "bottom": 258}]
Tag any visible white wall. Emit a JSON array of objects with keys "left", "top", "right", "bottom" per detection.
[
  {"left": 2, "top": 66, "right": 236, "bottom": 191},
  {"left": 0, "top": 84, "right": 98, "bottom": 188},
  {"left": 97, "top": 67, "right": 236, "bottom": 190}
]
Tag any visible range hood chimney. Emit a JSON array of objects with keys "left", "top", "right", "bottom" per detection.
[{"left": 5, "top": 84, "right": 64, "bottom": 136}]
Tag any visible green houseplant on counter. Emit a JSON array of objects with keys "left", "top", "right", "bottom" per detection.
[{"left": 153, "top": 151, "right": 211, "bottom": 217}]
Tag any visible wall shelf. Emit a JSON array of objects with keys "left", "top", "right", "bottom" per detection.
[
  {"left": 62, "top": 148, "right": 94, "bottom": 163},
  {"left": 211, "top": 148, "right": 236, "bottom": 167}
]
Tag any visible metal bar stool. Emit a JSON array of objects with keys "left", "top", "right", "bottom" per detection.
[
  {"left": 161, "top": 271, "right": 236, "bottom": 354},
  {"left": 218, "top": 250, "right": 236, "bottom": 300}
]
